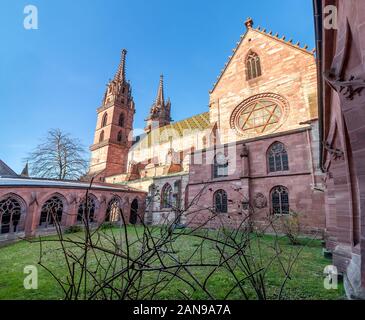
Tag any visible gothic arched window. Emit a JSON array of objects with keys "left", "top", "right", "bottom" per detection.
[
  {"left": 101, "top": 113, "right": 108, "bottom": 127},
  {"left": 119, "top": 113, "right": 124, "bottom": 127},
  {"left": 117, "top": 131, "right": 123, "bottom": 143},
  {"left": 77, "top": 196, "right": 96, "bottom": 223},
  {"left": 246, "top": 51, "right": 262, "bottom": 80},
  {"left": 39, "top": 196, "right": 63, "bottom": 228},
  {"left": 202, "top": 136, "right": 207, "bottom": 149},
  {"left": 0, "top": 196, "right": 22, "bottom": 234},
  {"left": 99, "top": 131, "right": 105, "bottom": 143},
  {"left": 130, "top": 199, "right": 138, "bottom": 225},
  {"left": 267, "top": 142, "right": 289, "bottom": 173},
  {"left": 106, "top": 197, "right": 122, "bottom": 222},
  {"left": 161, "top": 183, "right": 173, "bottom": 209},
  {"left": 214, "top": 190, "right": 228, "bottom": 213},
  {"left": 271, "top": 186, "right": 289, "bottom": 215},
  {"left": 213, "top": 153, "right": 228, "bottom": 178}
]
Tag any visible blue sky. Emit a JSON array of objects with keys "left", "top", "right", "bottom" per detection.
[{"left": 0, "top": 0, "right": 315, "bottom": 173}]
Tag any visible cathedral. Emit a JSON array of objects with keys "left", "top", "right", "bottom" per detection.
[{"left": 88, "top": 18, "right": 325, "bottom": 233}]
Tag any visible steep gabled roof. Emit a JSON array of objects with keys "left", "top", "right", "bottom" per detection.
[
  {"left": 209, "top": 18, "right": 316, "bottom": 93},
  {"left": 0, "top": 159, "right": 18, "bottom": 178}
]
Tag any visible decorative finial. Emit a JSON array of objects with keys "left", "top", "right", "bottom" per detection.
[{"left": 245, "top": 17, "right": 254, "bottom": 29}]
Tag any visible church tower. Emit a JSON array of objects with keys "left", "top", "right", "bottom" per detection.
[
  {"left": 89, "top": 49, "right": 135, "bottom": 181},
  {"left": 145, "top": 75, "right": 171, "bottom": 133}
]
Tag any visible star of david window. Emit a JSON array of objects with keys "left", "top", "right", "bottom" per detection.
[
  {"left": 238, "top": 100, "right": 282, "bottom": 134},
  {"left": 230, "top": 94, "right": 288, "bottom": 137}
]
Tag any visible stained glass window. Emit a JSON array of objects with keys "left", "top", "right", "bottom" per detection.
[
  {"left": 246, "top": 52, "right": 262, "bottom": 80},
  {"left": 268, "top": 142, "right": 289, "bottom": 172},
  {"left": 214, "top": 190, "right": 228, "bottom": 213},
  {"left": 271, "top": 186, "right": 289, "bottom": 215}
]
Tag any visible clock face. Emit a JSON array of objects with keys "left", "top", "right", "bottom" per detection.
[{"left": 230, "top": 94, "right": 289, "bottom": 138}]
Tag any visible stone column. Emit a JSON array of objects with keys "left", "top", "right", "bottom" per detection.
[
  {"left": 24, "top": 196, "right": 39, "bottom": 238},
  {"left": 97, "top": 196, "right": 107, "bottom": 224}
]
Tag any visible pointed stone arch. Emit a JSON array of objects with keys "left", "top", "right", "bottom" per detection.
[
  {"left": 105, "top": 196, "right": 123, "bottom": 223},
  {"left": 39, "top": 193, "right": 68, "bottom": 228},
  {"left": 0, "top": 193, "right": 27, "bottom": 234},
  {"left": 129, "top": 198, "right": 139, "bottom": 225}
]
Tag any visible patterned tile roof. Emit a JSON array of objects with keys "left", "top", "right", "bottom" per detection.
[{"left": 135, "top": 112, "right": 210, "bottom": 146}]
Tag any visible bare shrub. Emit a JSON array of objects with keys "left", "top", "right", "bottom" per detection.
[
  {"left": 279, "top": 211, "right": 302, "bottom": 245},
  {"left": 27, "top": 181, "right": 312, "bottom": 300}
]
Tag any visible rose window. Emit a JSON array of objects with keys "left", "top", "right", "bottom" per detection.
[{"left": 230, "top": 94, "right": 289, "bottom": 137}]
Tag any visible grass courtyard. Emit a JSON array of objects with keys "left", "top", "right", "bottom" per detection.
[{"left": 0, "top": 226, "right": 344, "bottom": 300}]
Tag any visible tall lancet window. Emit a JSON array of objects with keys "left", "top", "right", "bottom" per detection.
[
  {"left": 161, "top": 183, "right": 173, "bottom": 209},
  {"left": 214, "top": 190, "right": 228, "bottom": 213},
  {"left": 119, "top": 113, "right": 124, "bottom": 127},
  {"left": 99, "top": 131, "right": 104, "bottom": 143},
  {"left": 271, "top": 186, "right": 289, "bottom": 215},
  {"left": 101, "top": 113, "right": 108, "bottom": 128},
  {"left": 246, "top": 51, "right": 262, "bottom": 80}
]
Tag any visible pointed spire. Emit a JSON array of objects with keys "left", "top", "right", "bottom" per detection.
[
  {"left": 21, "top": 162, "right": 29, "bottom": 177},
  {"left": 155, "top": 74, "right": 165, "bottom": 106},
  {"left": 114, "top": 49, "right": 127, "bottom": 82}
]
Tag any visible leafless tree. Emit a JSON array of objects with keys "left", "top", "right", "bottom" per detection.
[
  {"left": 25, "top": 129, "right": 88, "bottom": 180},
  {"left": 26, "top": 180, "right": 318, "bottom": 300}
]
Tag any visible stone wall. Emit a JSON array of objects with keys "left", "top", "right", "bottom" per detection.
[{"left": 186, "top": 127, "right": 325, "bottom": 233}]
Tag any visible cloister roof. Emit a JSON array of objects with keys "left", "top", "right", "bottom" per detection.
[{"left": 0, "top": 177, "right": 145, "bottom": 193}]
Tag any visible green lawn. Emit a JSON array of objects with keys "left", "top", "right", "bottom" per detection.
[{"left": 0, "top": 226, "right": 344, "bottom": 300}]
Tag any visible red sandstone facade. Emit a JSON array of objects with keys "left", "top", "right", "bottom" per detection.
[
  {"left": 184, "top": 19, "right": 325, "bottom": 232},
  {"left": 314, "top": 0, "right": 365, "bottom": 299},
  {"left": 187, "top": 127, "right": 325, "bottom": 232},
  {"left": 88, "top": 18, "right": 326, "bottom": 237}
]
